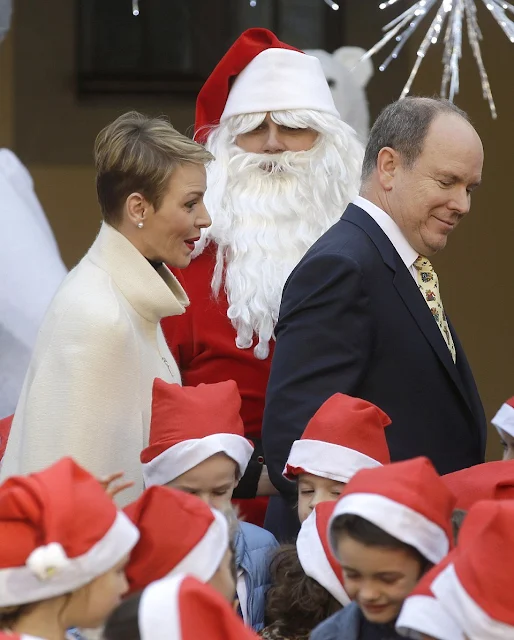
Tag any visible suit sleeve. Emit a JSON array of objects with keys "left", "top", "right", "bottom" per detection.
[{"left": 262, "top": 251, "right": 372, "bottom": 496}]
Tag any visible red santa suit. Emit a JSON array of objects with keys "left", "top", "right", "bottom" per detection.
[{"left": 162, "top": 28, "right": 363, "bottom": 525}]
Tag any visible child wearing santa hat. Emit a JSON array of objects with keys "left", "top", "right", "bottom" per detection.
[
  {"left": 491, "top": 395, "right": 514, "bottom": 460},
  {"left": 0, "top": 457, "right": 139, "bottom": 640},
  {"left": 398, "top": 499, "right": 514, "bottom": 640},
  {"left": 124, "top": 485, "right": 236, "bottom": 603},
  {"left": 140, "top": 378, "right": 278, "bottom": 631},
  {"left": 104, "top": 573, "right": 260, "bottom": 640},
  {"left": 283, "top": 393, "right": 391, "bottom": 524},
  {"left": 443, "top": 459, "right": 514, "bottom": 510},
  {"left": 260, "top": 502, "right": 349, "bottom": 639},
  {"left": 310, "top": 457, "right": 455, "bottom": 640}
]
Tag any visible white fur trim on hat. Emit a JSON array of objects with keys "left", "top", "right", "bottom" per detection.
[
  {"left": 296, "top": 510, "right": 350, "bottom": 606},
  {"left": 142, "top": 434, "right": 253, "bottom": 488},
  {"left": 139, "top": 575, "right": 182, "bottom": 640},
  {"left": 396, "top": 594, "right": 465, "bottom": 640},
  {"left": 168, "top": 508, "right": 228, "bottom": 582},
  {"left": 492, "top": 402, "right": 514, "bottom": 439},
  {"left": 0, "top": 511, "right": 139, "bottom": 606},
  {"left": 284, "top": 439, "right": 382, "bottom": 482},
  {"left": 432, "top": 563, "right": 514, "bottom": 640},
  {"left": 221, "top": 48, "right": 340, "bottom": 121},
  {"left": 329, "top": 493, "right": 450, "bottom": 565}
]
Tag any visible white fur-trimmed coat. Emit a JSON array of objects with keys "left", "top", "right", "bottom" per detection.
[{"left": 0, "top": 223, "right": 188, "bottom": 504}]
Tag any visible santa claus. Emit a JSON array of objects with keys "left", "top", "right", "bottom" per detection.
[{"left": 162, "top": 28, "right": 364, "bottom": 526}]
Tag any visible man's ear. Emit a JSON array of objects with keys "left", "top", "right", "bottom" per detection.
[{"left": 376, "top": 146, "right": 399, "bottom": 191}]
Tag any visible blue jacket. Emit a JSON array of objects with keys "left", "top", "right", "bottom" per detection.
[
  {"left": 310, "top": 603, "right": 402, "bottom": 640},
  {"left": 236, "top": 520, "right": 279, "bottom": 632}
]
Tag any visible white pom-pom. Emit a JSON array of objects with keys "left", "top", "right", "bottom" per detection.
[{"left": 26, "top": 542, "right": 70, "bottom": 580}]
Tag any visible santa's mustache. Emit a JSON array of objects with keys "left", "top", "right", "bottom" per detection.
[{"left": 227, "top": 145, "right": 321, "bottom": 176}]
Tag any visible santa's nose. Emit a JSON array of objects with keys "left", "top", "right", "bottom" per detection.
[{"left": 262, "top": 128, "right": 286, "bottom": 154}]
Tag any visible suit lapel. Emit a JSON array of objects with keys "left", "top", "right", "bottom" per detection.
[{"left": 343, "top": 205, "right": 474, "bottom": 413}]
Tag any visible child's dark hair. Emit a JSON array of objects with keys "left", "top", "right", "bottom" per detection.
[
  {"left": 451, "top": 508, "right": 467, "bottom": 543},
  {"left": 264, "top": 545, "right": 342, "bottom": 637},
  {"left": 104, "top": 591, "right": 142, "bottom": 640},
  {"left": 331, "top": 514, "right": 433, "bottom": 576}
]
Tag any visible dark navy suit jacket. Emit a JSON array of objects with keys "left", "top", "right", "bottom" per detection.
[{"left": 262, "top": 204, "right": 486, "bottom": 503}]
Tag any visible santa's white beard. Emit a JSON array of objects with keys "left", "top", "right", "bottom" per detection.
[{"left": 195, "top": 118, "right": 362, "bottom": 360}]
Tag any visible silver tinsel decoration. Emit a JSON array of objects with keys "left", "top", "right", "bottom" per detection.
[
  {"left": 248, "top": 0, "right": 340, "bottom": 9},
  {"left": 362, "top": 0, "right": 514, "bottom": 118}
]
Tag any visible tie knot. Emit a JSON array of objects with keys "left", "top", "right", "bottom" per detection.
[{"left": 414, "top": 255, "right": 433, "bottom": 272}]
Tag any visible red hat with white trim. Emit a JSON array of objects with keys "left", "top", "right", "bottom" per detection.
[
  {"left": 194, "top": 28, "right": 339, "bottom": 141},
  {"left": 296, "top": 502, "right": 350, "bottom": 606},
  {"left": 141, "top": 379, "right": 254, "bottom": 488},
  {"left": 431, "top": 500, "right": 514, "bottom": 639},
  {"left": 328, "top": 457, "right": 455, "bottom": 565},
  {"left": 124, "top": 486, "right": 228, "bottom": 595},
  {"left": 492, "top": 396, "right": 514, "bottom": 438},
  {"left": 284, "top": 394, "right": 391, "bottom": 483},
  {"left": 0, "top": 457, "right": 139, "bottom": 607},
  {"left": 138, "top": 574, "right": 259, "bottom": 640},
  {"left": 443, "top": 460, "right": 514, "bottom": 510}
]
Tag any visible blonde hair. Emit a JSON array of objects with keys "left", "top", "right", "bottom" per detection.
[{"left": 94, "top": 111, "right": 214, "bottom": 225}]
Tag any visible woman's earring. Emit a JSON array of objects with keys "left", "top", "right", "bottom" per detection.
[{"left": 137, "top": 221, "right": 144, "bottom": 229}]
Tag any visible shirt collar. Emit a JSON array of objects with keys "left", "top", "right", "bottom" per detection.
[{"left": 353, "top": 196, "right": 419, "bottom": 271}]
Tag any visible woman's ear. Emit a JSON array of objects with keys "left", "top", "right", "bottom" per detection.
[{"left": 125, "top": 192, "right": 152, "bottom": 228}]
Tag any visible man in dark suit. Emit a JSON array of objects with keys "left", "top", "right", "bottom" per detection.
[{"left": 262, "top": 97, "right": 487, "bottom": 539}]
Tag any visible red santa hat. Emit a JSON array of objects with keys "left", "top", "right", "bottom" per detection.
[
  {"left": 123, "top": 486, "right": 228, "bottom": 595},
  {"left": 443, "top": 460, "right": 514, "bottom": 510},
  {"left": 283, "top": 394, "right": 391, "bottom": 483},
  {"left": 491, "top": 396, "right": 514, "bottom": 438},
  {"left": 141, "top": 379, "right": 254, "bottom": 488},
  {"left": 0, "top": 413, "right": 13, "bottom": 463},
  {"left": 138, "top": 574, "right": 259, "bottom": 640},
  {"left": 329, "top": 457, "right": 455, "bottom": 565},
  {"left": 0, "top": 457, "right": 139, "bottom": 607},
  {"left": 431, "top": 500, "right": 514, "bottom": 639},
  {"left": 396, "top": 556, "right": 465, "bottom": 640},
  {"left": 194, "top": 28, "right": 339, "bottom": 140},
  {"left": 296, "top": 502, "right": 350, "bottom": 606}
]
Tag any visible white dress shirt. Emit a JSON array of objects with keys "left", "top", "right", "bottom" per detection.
[{"left": 353, "top": 195, "right": 419, "bottom": 281}]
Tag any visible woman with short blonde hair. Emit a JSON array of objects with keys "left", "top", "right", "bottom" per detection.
[{"left": 1, "top": 112, "right": 213, "bottom": 504}]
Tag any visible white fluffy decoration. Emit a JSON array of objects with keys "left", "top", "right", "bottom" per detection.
[
  {"left": 26, "top": 542, "right": 70, "bottom": 581},
  {"left": 305, "top": 47, "right": 374, "bottom": 142}
]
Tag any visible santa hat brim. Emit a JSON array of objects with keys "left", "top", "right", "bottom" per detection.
[
  {"left": 0, "top": 511, "right": 139, "bottom": 606},
  {"left": 297, "top": 511, "right": 350, "bottom": 606},
  {"left": 329, "top": 493, "right": 450, "bottom": 565},
  {"left": 492, "top": 401, "right": 514, "bottom": 439},
  {"left": 283, "top": 439, "right": 382, "bottom": 483},
  {"left": 432, "top": 563, "right": 513, "bottom": 639},
  {"left": 142, "top": 434, "right": 253, "bottom": 488},
  {"left": 396, "top": 594, "right": 465, "bottom": 640}
]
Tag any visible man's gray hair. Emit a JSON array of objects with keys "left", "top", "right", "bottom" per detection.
[{"left": 361, "top": 97, "right": 470, "bottom": 182}]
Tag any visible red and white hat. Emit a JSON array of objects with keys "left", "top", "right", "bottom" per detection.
[
  {"left": 432, "top": 500, "right": 514, "bottom": 639},
  {"left": 0, "top": 457, "right": 139, "bottom": 607},
  {"left": 297, "top": 502, "right": 350, "bottom": 606},
  {"left": 138, "top": 574, "right": 259, "bottom": 640},
  {"left": 492, "top": 396, "right": 514, "bottom": 438},
  {"left": 124, "top": 486, "right": 228, "bottom": 595},
  {"left": 195, "top": 28, "right": 339, "bottom": 140},
  {"left": 443, "top": 460, "right": 514, "bottom": 510},
  {"left": 284, "top": 394, "right": 391, "bottom": 483},
  {"left": 328, "top": 457, "right": 455, "bottom": 565},
  {"left": 396, "top": 556, "right": 465, "bottom": 640},
  {"left": 141, "top": 379, "right": 254, "bottom": 488}
]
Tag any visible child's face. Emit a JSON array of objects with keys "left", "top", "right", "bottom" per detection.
[
  {"left": 336, "top": 535, "right": 423, "bottom": 625},
  {"left": 498, "top": 428, "right": 514, "bottom": 461},
  {"left": 66, "top": 554, "right": 130, "bottom": 628},
  {"left": 297, "top": 473, "right": 345, "bottom": 523},
  {"left": 167, "top": 453, "right": 238, "bottom": 511},
  {"left": 208, "top": 546, "right": 237, "bottom": 603}
]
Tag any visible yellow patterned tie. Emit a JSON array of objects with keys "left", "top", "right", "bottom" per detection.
[{"left": 414, "top": 256, "right": 456, "bottom": 363}]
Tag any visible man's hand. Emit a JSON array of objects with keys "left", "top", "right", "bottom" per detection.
[{"left": 256, "top": 465, "right": 279, "bottom": 496}]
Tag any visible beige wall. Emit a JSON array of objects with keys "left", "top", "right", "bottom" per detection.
[{"left": 2, "top": 2, "right": 512, "bottom": 458}]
